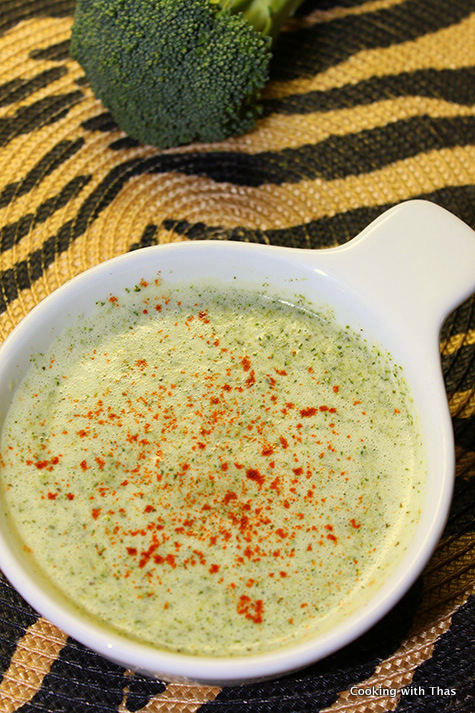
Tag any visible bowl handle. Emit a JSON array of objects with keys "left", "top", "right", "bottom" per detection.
[{"left": 311, "top": 200, "right": 475, "bottom": 350}]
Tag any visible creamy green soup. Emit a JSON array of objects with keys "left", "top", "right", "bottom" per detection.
[{"left": 0, "top": 278, "right": 425, "bottom": 656}]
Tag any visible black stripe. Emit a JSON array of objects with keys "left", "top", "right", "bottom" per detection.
[
  {"left": 0, "top": 157, "right": 148, "bottom": 312},
  {"left": 442, "top": 342, "right": 475, "bottom": 395},
  {"left": 0, "top": 137, "right": 84, "bottom": 209},
  {"left": 0, "top": 67, "right": 68, "bottom": 108},
  {"left": 0, "top": 219, "right": 74, "bottom": 311},
  {"left": 0, "top": 0, "right": 75, "bottom": 37},
  {"left": 109, "top": 136, "right": 139, "bottom": 151},
  {"left": 81, "top": 112, "right": 119, "bottom": 133},
  {"left": 125, "top": 115, "right": 475, "bottom": 187},
  {"left": 441, "top": 291, "right": 475, "bottom": 357},
  {"left": 271, "top": 0, "right": 474, "bottom": 82},
  {"left": 122, "top": 674, "right": 167, "bottom": 712},
  {"left": 29, "top": 39, "right": 71, "bottom": 62},
  {"left": 443, "top": 469, "right": 475, "bottom": 537},
  {"left": 263, "top": 67, "right": 475, "bottom": 117},
  {"left": 162, "top": 210, "right": 379, "bottom": 248},
  {"left": 299, "top": 0, "right": 370, "bottom": 9},
  {"left": 394, "top": 596, "right": 475, "bottom": 711},
  {"left": 129, "top": 224, "right": 159, "bottom": 252},
  {"left": 74, "top": 74, "right": 89, "bottom": 87},
  {"left": 18, "top": 637, "right": 129, "bottom": 713},
  {"left": 163, "top": 184, "right": 475, "bottom": 248},
  {"left": 1, "top": 173, "right": 473, "bottom": 316},
  {"left": 0, "top": 175, "right": 91, "bottom": 253},
  {"left": 0, "top": 91, "right": 83, "bottom": 149},
  {"left": 0, "top": 573, "right": 40, "bottom": 681}
]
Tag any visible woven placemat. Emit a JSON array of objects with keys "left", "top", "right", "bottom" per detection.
[{"left": 0, "top": 1, "right": 474, "bottom": 711}]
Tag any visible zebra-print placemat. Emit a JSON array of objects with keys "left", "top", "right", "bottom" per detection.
[{"left": 0, "top": 1, "right": 474, "bottom": 711}]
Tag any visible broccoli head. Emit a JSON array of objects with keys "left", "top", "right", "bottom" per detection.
[{"left": 70, "top": 0, "right": 304, "bottom": 149}]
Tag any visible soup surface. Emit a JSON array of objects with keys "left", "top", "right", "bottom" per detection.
[{"left": 0, "top": 278, "right": 426, "bottom": 656}]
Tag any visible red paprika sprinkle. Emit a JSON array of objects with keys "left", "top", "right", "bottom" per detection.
[
  {"left": 300, "top": 407, "right": 317, "bottom": 417},
  {"left": 223, "top": 491, "right": 237, "bottom": 505},
  {"left": 165, "top": 554, "right": 176, "bottom": 568},
  {"left": 34, "top": 460, "right": 49, "bottom": 469},
  {"left": 237, "top": 595, "right": 264, "bottom": 624},
  {"left": 245, "top": 468, "right": 264, "bottom": 488},
  {"left": 241, "top": 356, "right": 251, "bottom": 371},
  {"left": 245, "top": 370, "right": 256, "bottom": 387}
]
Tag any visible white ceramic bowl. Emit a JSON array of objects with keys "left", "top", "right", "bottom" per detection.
[{"left": 0, "top": 200, "right": 474, "bottom": 684}]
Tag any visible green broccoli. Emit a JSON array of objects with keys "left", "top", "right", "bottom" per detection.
[{"left": 70, "top": 0, "right": 304, "bottom": 149}]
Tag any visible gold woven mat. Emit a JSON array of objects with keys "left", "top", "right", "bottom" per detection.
[{"left": 0, "top": 1, "right": 474, "bottom": 711}]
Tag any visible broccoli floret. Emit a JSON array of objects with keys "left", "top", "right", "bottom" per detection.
[{"left": 70, "top": 0, "right": 304, "bottom": 149}]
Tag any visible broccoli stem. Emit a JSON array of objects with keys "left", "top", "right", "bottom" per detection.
[{"left": 221, "top": 0, "right": 304, "bottom": 40}]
